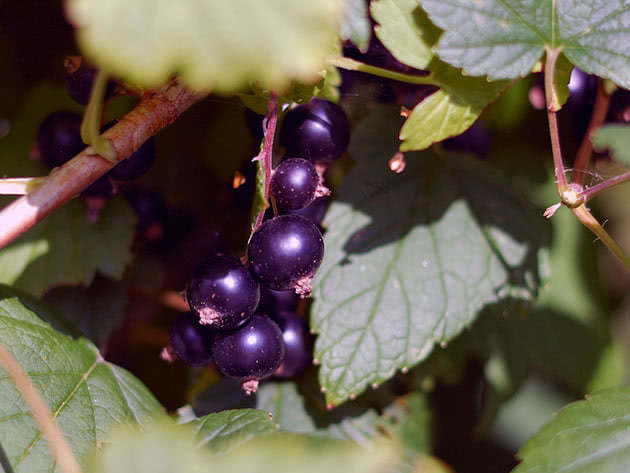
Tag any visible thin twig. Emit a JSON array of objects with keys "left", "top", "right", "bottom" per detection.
[
  {"left": 0, "top": 441, "right": 14, "bottom": 473},
  {"left": 544, "top": 48, "right": 568, "bottom": 193},
  {"left": 0, "top": 80, "right": 204, "bottom": 250},
  {"left": 0, "top": 341, "right": 82, "bottom": 473},
  {"left": 573, "top": 80, "right": 612, "bottom": 187},
  {"left": 578, "top": 171, "right": 630, "bottom": 202},
  {"left": 328, "top": 57, "right": 433, "bottom": 85},
  {"left": 572, "top": 205, "right": 630, "bottom": 271},
  {"left": 252, "top": 92, "right": 278, "bottom": 231}
]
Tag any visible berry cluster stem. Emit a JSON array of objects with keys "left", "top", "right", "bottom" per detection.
[
  {"left": 252, "top": 92, "right": 278, "bottom": 231},
  {"left": 0, "top": 341, "right": 83, "bottom": 473},
  {"left": 544, "top": 48, "right": 568, "bottom": 193},
  {"left": 572, "top": 80, "right": 612, "bottom": 186},
  {"left": 0, "top": 80, "right": 204, "bottom": 250}
]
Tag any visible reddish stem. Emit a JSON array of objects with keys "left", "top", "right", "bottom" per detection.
[
  {"left": 578, "top": 171, "right": 630, "bottom": 202},
  {"left": 0, "top": 81, "right": 203, "bottom": 250},
  {"left": 573, "top": 80, "right": 612, "bottom": 186},
  {"left": 252, "top": 92, "right": 278, "bottom": 231},
  {"left": 544, "top": 48, "right": 568, "bottom": 193}
]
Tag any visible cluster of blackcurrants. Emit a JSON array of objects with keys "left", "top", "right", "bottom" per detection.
[
  {"left": 36, "top": 59, "right": 167, "bottom": 237},
  {"left": 165, "top": 98, "right": 351, "bottom": 394}
]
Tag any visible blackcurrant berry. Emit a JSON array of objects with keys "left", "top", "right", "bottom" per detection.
[
  {"left": 288, "top": 196, "right": 329, "bottom": 227},
  {"left": 247, "top": 214, "right": 324, "bottom": 295},
  {"left": 271, "top": 158, "right": 319, "bottom": 211},
  {"left": 186, "top": 255, "right": 260, "bottom": 330},
  {"left": 273, "top": 311, "right": 313, "bottom": 379},
  {"left": 167, "top": 312, "right": 214, "bottom": 366},
  {"left": 101, "top": 121, "right": 156, "bottom": 181},
  {"left": 211, "top": 314, "right": 285, "bottom": 394},
  {"left": 259, "top": 287, "right": 299, "bottom": 314},
  {"left": 124, "top": 188, "right": 168, "bottom": 239},
  {"left": 64, "top": 57, "right": 117, "bottom": 106},
  {"left": 37, "top": 111, "right": 84, "bottom": 168},
  {"left": 279, "top": 99, "right": 350, "bottom": 163}
]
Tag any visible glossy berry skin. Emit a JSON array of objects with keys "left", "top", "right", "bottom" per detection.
[
  {"left": 37, "top": 111, "right": 84, "bottom": 168},
  {"left": 288, "top": 196, "right": 329, "bottom": 227},
  {"left": 280, "top": 99, "right": 350, "bottom": 163},
  {"left": 187, "top": 255, "right": 260, "bottom": 330},
  {"left": 101, "top": 121, "right": 156, "bottom": 181},
  {"left": 65, "top": 65, "right": 117, "bottom": 106},
  {"left": 169, "top": 312, "right": 214, "bottom": 366},
  {"left": 259, "top": 287, "right": 299, "bottom": 314},
  {"left": 211, "top": 314, "right": 285, "bottom": 388},
  {"left": 271, "top": 158, "right": 319, "bottom": 211},
  {"left": 248, "top": 214, "right": 324, "bottom": 292},
  {"left": 273, "top": 311, "right": 313, "bottom": 379}
]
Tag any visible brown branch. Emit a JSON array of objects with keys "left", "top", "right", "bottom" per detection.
[
  {"left": 0, "top": 341, "right": 82, "bottom": 473},
  {"left": 573, "top": 80, "right": 612, "bottom": 186},
  {"left": 0, "top": 80, "right": 204, "bottom": 250},
  {"left": 544, "top": 48, "right": 568, "bottom": 193}
]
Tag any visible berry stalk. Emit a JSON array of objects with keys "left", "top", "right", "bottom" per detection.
[
  {"left": 252, "top": 92, "right": 278, "bottom": 232},
  {"left": 544, "top": 48, "right": 569, "bottom": 193},
  {"left": 0, "top": 80, "right": 203, "bottom": 250}
]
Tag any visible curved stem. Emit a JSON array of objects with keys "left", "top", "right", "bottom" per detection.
[
  {"left": 572, "top": 205, "right": 630, "bottom": 271},
  {"left": 544, "top": 48, "right": 568, "bottom": 193},
  {"left": 252, "top": 92, "right": 278, "bottom": 231},
  {"left": 328, "top": 56, "right": 433, "bottom": 85},
  {"left": 572, "top": 80, "right": 612, "bottom": 186},
  {"left": 80, "top": 71, "right": 116, "bottom": 161},
  {"left": 0, "top": 341, "right": 82, "bottom": 473},
  {"left": 0, "top": 81, "right": 203, "bottom": 250},
  {"left": 578, "top": 171, "right": 630, "bottom": 202}
]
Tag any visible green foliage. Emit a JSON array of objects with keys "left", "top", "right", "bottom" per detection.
[
  {"left": 87, "top": 422, "right": 398, "bottom": 473},
  {"left": 0, "top": 197, "right": 135, "bottom": 296},
  {"left": 341, "top": 0, "right": 372, "bottom": 52},
  {"left": 515, "top": 387, "right": 630, "bottom": 473},
  {"left": 371, "top": 0, "right": 508, "bottom": 151},
  {"left": 593, "top": 124, "right": 630, "bottom": 166},
  {"left": 421, "top": 0, "right": 630, "bottom": 89},
  {"left": 66, "top": 0, "right": 341, "bottom": 92},
  {"left": 0, "top": 285, "right": 164, "bottom": 472},
  {"left": 311, "top": 106, "right": 549, "bottom": 405}
]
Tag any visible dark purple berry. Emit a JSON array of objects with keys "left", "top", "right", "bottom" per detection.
[
  {"left": 101, "top": 121, "right": 156, "bottom": 181},
  {"left": 64, "top": 59, "right": 117, "bottom": 106},
  {"left": 37, "top": 111, "right": 84, "bottom": 168},
  {"left": 273, "top": 311, "right": 312, "bottom": 379},
  {"left": 259, "top": 287, "right": 299, "bottom": 314},
  {"left": 81, "top": 174, "right": 116, "bottom": 199},
  {"left": 247, "top": 214, "right": 324, "bottom": 295},
  {"left": 168, "top": 312, "right": 214, "bottom": 366},
  {"left": 279, "top": 99, "right": 350, "bottom": 163},
  {"left": 288, "top": 196, "right": 329, "bottom": 227},
  {"left": 211, "top": 314, "right": 285, "bottom": 394},
  {"left": 124, "top": 188, "right": 168, "bottom": 240},
  {"left": 186, "top": 255, "right": 260, "bottom": 330},
  {"left": 271, "top": 158, "right": 319, "bottom": 211}
]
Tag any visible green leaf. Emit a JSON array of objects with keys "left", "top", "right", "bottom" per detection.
[
  {"left": 66, "top": 0, "right": 341, "bottom": 92},
  {"left": 421, "top": 0, "right": 630, "bottom": 89},
  {"left": 341, "top": 0, "right": 372, "bottom": 52},
  {"left": 399, "top": 59, "right": 508, "bottom": 151},
  {"left": 0, "top": 285, "right": 164, "bottom": 473},
  {"left": 369, "top": 1, "right": 507, "bottom": 151},
  {"left": 42, "top": 275, "right": 127, "bottom": 348},
  {"left": 0, "top": 197, "right": 135, "bottom": 296},
  {"left": 88, "top": 423, "right": 398, "bottom": 473},
  {"left": 188, "top": 409, "right": 277, "bottom": 452},
  {"left": 515, "top": 386, "right": 630, "bottom": 473},
  {"left": 593, "top": 124, "right": 630, "bottom": 166},
  {"left": 313, "top": 106, "right": 549, "bottom": 405},
  {"left": 371, "top": 0, "right": 439, "bottom": 70}
]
